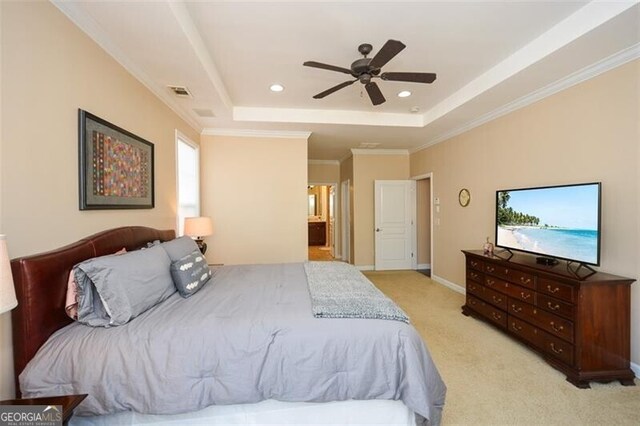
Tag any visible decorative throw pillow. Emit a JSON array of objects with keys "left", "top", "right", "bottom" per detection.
[
  {"left": 170, "top": 249, "right": 213, "bottom": 298},
  {"left": 74, "top": 245, "right": 175, "bottom": 327},
  {"left": 160, "top": 236, "right": 200, "bottom": 261}
]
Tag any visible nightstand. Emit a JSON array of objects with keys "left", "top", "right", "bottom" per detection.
[{"left": 0, "top": 394, "right": 87, "bottom": 425}]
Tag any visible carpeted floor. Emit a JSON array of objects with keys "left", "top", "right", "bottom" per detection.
[{"left": 364, "top": 270, "right": 640, "bottom": 425}]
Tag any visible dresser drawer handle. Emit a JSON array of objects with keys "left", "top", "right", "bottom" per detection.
[
  {"left": 520, "top": 277, "right": 531, "bottom": 284},
  {"left": 520, "top": 292, "right": 531, "bottom": 300},
  {"left": 511, "top": 322, "right": 522, "bottom": 331},
  {"left": 471, "top": 261, "right": 478, "bottom": 267},
  {"left": 470, "top": 273, "right": 479, "bottom": 280},
  {"left": 511, "top": 304, "right": 522, "bottom": 313},
  {"left": 550, "top": 343, "right": 563, "bottom": 354},
  {"left": 492, "top": 296, "right": 502, "bottom": 303},
  {"left": 547, "top": 302, "right": 560, "bottom": 311},
  {"left": 486, "top": 279, "right": 495, "bottom": 286},
  {"left": 492, "top": 312, "right": 502, "bottom": 321},
  {"left": 469, "top": 284, "right": 476, "bottom": 291},
  {"left": 546, "top": 285, "right": 560, "bottom": 294},
  {"left": 550, "top": 321, "right": 564, "bottom": 332},
  {"left": 470, "top": 299, "right": 476, "bottom": 305}
]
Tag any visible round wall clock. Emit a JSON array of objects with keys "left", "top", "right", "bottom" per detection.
[{"left": 458, "top": 188, "right": 471, "bottom": 207}]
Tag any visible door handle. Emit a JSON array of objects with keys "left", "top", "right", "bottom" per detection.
[{"left": 375, "top": 228, "right": 381, "bottom": 232}]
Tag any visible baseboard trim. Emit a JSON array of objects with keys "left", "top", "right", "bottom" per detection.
[
  {"left": 431, "top": 274, "right": 465, "bottom": 295},
  {"left": 631, "top": 361, "right": 640, "bottom": 379},
  {"left": 417, "top": 263, "right": 431, "bottom": 270},
  {"left": 356, "top": 265, "right": 374, "bottom": 271}
]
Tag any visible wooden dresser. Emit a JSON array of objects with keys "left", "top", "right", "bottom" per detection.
[{"left": 462, "top": 250, "right": 635, "bottom": 388}]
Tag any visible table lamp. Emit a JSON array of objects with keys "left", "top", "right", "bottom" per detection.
[
  {"left": 0, "top": 235, "right": 18, "bottom": 314},
  {"left": 184, "top": 217, "right": 213, "bottom": 254}
]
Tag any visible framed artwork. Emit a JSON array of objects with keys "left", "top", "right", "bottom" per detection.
[{"left": 78, "top": 109, "right": 154, "bottom": 210}]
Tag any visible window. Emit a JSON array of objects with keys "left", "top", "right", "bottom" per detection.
[{"left": 176, "top": 135, "right": 200, "bottom": 235}]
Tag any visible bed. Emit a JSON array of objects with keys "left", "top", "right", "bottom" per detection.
[{"left": 10, "top": 226, "right": 446, "bottom": 425}]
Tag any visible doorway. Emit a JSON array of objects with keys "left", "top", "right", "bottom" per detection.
[
  {"left": 307, "top": 184, "right": 336, "bottom": 261},
  {"left": 414, "top": 174, "right": 433, "bottom": 277}
]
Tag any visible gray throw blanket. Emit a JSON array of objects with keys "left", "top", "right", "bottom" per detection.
[{"left": 304, "top": 261, "right": 409, "bottom": 323}]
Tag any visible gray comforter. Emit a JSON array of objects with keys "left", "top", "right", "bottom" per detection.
[{"left": 20, "top": 263, "right": 446, "bottom": 424}]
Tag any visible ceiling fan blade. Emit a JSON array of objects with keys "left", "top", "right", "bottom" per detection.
[
  {"left": 313, "top": 79, "right": 357, "bottom": 99},
  {"left": 381, "top": 72, "right": 437, "bottom": 84},
  {"left": 304, "top": 61, "right": 353, "bottom": 75},
  {"left": 365, "top": 82, "right": 386, "bottom": 106},
  {"left": 368, "top": 39, "right": 406, "bottom": 70}
]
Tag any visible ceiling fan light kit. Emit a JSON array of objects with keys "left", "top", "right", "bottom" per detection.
[{"left": 303, "top": 39, "right": 436, "bottom": 106}]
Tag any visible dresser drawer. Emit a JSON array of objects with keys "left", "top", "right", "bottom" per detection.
[
  {"left": 467, "top": 258, "right": 484, "bottom": 272},
  {"left": 540, "top": 331, "right": 574, "bottom": 366},
  {"left": 484, "top": 275, "right": 510, "bottom": 294},
  {"left": 467, "top": 269, "right": 484, "bottom": 284},
  {"left": 509, "top": 269, "right": 535, "bottom": 290},
  {"left": 508, "top": 297, "right": 535, "bottom": 321},
  {"left": 483, "top": 262, "right": 510, "bottom": 279},
  {"left": 467, "top": 280, "right": 484, "bottom": 298},
  {"left": 504, "top": 283, "right": 535, "bottom": 304},
  {"left": 466, "top": 295, "right": 507, "bottom": 329},
  {"left": 537, "top": 294, "right": 574, "bottom": 320},
  {"left": 532, "top": 308, "right": 574, "bottom": 344},
  {"left": 538, "top": 278, "right": 574, "bottom": 303},
  {"left": 481, "top": 285, "right": 508, "bottom": 311},
  {"left": 508, "top": 316, "right": 542, "bottom": 349}
]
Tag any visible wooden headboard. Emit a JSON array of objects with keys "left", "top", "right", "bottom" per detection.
[{"left": 10, "top": 226, "right": 175, "bottom": 396}]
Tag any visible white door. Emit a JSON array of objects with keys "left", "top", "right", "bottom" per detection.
[{"left": 374, "top": 180, "right": 416, "bottom": 270}]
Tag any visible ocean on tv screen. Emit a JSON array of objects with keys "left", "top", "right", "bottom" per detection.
[{"left": 498, "top": 225, "right": 597, "bottom": 264}]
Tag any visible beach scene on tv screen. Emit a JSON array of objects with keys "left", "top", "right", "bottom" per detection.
[{"left": 496, "top": 184, "right": 599, "bottom": 264}]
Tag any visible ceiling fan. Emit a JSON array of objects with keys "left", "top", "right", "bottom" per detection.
[{"left": 303, "top": 39, "right": 436, "bottom": 106}]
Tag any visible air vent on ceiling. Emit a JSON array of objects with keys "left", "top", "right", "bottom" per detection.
[
  {"left": 193, "top": 108, "right": 216, "bottom": 118},
  {"left": 168, "top": 85, "right": 192, "bottom": 98},
  {"left": 359, "top": 142, "right": 381, "bottom": 149}
]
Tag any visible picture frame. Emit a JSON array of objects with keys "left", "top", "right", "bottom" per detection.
[{"left": 78, "top": 109, "right": 154, "bottom": 210}]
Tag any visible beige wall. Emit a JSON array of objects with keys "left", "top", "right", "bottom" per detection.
[
  {"left": 0, "top": 1, "right": 199, "bottom": 399},
  {"left": 353, "top": 153, "right": 410, "bottom": 267},
  {"left": 410, "top": 60, "right": 640, "bottom": 366},
  {"left": 416, "top": 178, "right": 431, "bottom": 266},
  {"left": 308, "top": 162, "right": 340, "bottom": 184},
  {"left": 200, "top": 135, "right": 307, "bottom": 265}
]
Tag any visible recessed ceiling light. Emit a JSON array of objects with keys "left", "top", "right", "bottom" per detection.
[
  {"left": 397, "top": 90, "right": 411, "bottom": 98},
  {"left": 270, "top": 84, "right": 284, "bottom": 92}
]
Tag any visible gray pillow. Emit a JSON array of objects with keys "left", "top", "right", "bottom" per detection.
[
  {"left": 170, "top": 249, "right": 213, "bottom": 298},
  {"left": 74, "top": 245, "right": 175, "bottom": 327},
  {"left": 160, "top": 236, "right": 200, "bottom": 261}
]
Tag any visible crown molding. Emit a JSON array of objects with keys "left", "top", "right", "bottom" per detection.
[
  {"left": 51, "top": 1, "right": 202, "bottom": 133},
  {"left": 233, "top": 106, "right": 423, "bottom": 127},
  {"left": 411, "top": 42, "right": 640, "bottom": 155},
  {"left": 418, "top": 0, "right": 639, "bottom": 129},
  {"left": 202, "top": 128, "right": 312, "bottom": 140},
  {"left": 350, "top": 149, "right": 409, "bottom": 156},
  {"left": 308, "top": 160, "right": 340, "bottom": 166}
]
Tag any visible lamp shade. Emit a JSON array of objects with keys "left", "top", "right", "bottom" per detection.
[
  {"left": 184, "top": 217, "right": 213, "bottom": 238},
  {"left": 0, "top": 235, "right": 18, "bottom": 314}
]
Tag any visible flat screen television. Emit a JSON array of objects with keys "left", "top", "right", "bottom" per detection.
[{"left": 495, "top": 182, "right": 601, "bottom": 266}]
